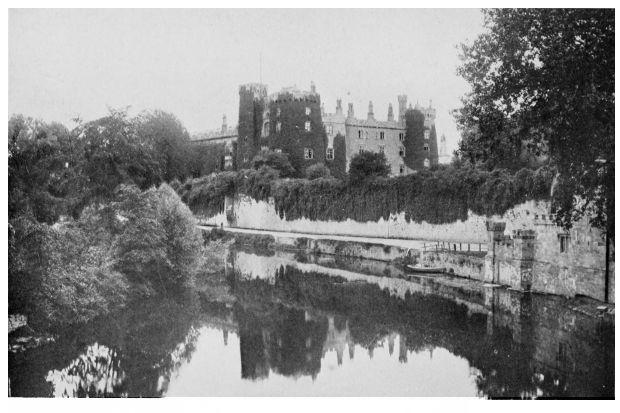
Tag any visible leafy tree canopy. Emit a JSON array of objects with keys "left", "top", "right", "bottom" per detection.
[
  {"left": 455, "top": 8, "right": 614, "bottom": 235},
  {"left": 348, "top": 151, "right": 391, "bottom": 183},
  {"left": 251, "top": 149, "right": 296, "bottom": 177},
  {"left": 305, "top": 163, "right": 331, "bottom": 180}
]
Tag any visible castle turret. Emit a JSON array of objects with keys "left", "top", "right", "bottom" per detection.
[
  {"left": 387, "top": 103, "right": 394, "bottom": 122},
  {"left": 221, "top": 114, "right": 227, "bottom": 134},
  {"left": 310, "top": 81, "right": 316, "bottom": 94},
  {"left": 367, "top": 101, "right": 374, "bottom": 121},
  {"left": 397, "top": 95, "right": 407, "bottom": 123},
  {"left": 336, "top": 99, "right": 343, "bottom": 115},
  {"left": 347, "top": 103, "right": 354, "bottom": 119}
]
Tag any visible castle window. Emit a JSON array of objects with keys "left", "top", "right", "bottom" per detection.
[
  {"left": 261, "top": 146, "right": 269, "bottom": 151},
  {"left": 277, "top": 107, "right": 281, "bottom": 117},
  {"left": 424, "top": 158, "right": 430, "bottom": 168},
  {"left": 379, "top": 145, "right": 385, "bottom": 153},
  {"left": 326, "top": 125, "right": 333, "bottom": 135},
  {"left": 326, "top": 147, "right": 334, "bottom": 160},
  {"left": 424, "top": 143, "right": 429, "bottom": 151},
  {"left": 305, "top": 121, "right": 311, "bottom": 132},
  {"left": 359, "top": 145, "right": 366, "bottom": 154},
  {"left": 305, "top": 107, "right": 311, "bottom": 116},
  {"left": 276, "top": 122, "right": 282, "bottom": 133},
  {"left": 379, "top": 131, "right": 385, "bottom": 140},
  {"left": 358, "top": 130, "right": 362, "bottom": 139},
  {"left": 399, "top": 146, "right": 405, "bottom": 157},
  {"left": 304, "top": 148, "right": 314, "bottom": 159},
  {"left": 274, "top": 148, "right": 282, "bottom": 153},
  {"left": 364, "top": 130, "right": 369, "bottom": 139},
  {"left": 424, "top": 130, "right": 430, "bottom": 140},
  {"left": 262, "top": 121, "right": 270, "bottom": 137},
  {"left": 559, "top": 234, "right": 570, "bottom": 253},
  {"left": 243, "top": 156, "right": 249, "bottom": 163},
  {"left": 399, "top": 133, "right": 405, "bottom": 141},
  {"left": 399, "top": 164, "right": 405, "bottom": 174}
]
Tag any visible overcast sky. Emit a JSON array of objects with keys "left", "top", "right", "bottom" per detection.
[{"left": 9, "top": 9, "right": 485, "bottom": 153}]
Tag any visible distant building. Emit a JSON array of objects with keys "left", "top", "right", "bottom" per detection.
[{"left": 190, "top": 114, "right": 237, "bottom": 171}]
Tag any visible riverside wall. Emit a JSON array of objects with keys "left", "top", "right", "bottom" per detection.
[{"left": 199, "top": 194, "right": 614, "bottom": 303}]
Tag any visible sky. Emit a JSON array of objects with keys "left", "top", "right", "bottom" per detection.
[{"left": 9, "top": 9, "right": 485, "bottom": 153}]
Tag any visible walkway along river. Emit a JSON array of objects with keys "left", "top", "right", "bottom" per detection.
[{"left": 8, "top": 244, "right": 614, "bottom": 398}]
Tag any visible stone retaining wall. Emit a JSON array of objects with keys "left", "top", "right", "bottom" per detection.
[{"left": 199, "top": 194, "right": 614, "bottom": 303}]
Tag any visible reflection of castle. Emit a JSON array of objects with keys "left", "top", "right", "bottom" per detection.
[
  {"left": 192, "top": 82, "right": 440, "bottom": 176},
  {"left": 223, "top": 248, "right": 614, "bottom": 398}
]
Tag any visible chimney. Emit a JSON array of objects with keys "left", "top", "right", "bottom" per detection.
[
  {"left": 336, "top": 99, "right": 343, "bottom": 115},
  {"left": 387, "top": 103, "right": 394, "bottom": 122},
  {"left": 347, "top": 103, "right": 355, "bottom": 119},
  {"left": 367, "top": 101, "right": 374, "bottom": 121}
]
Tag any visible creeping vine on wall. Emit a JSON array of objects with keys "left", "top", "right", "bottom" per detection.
[{"left": 177, "top": 165, "right": 554, "bottom": 225}]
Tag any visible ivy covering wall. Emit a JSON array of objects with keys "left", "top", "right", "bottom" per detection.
[
  {"left": 176, "top": 165, "right": 554, "bottom": 225},
  {"left": 267, "top": 92, "right": 327, "bottom": 175}
]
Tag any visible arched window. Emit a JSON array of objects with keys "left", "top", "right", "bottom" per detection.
[
  {"left": 305, "top": 121, "right": 311, "bottom": 132},
  {"left": 262, "top": 121, "right": 270, "bottom": 137}
]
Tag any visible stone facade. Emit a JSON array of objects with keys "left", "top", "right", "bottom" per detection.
[{"left": 323, "top": 95, "right": 437, "bottom": 176}]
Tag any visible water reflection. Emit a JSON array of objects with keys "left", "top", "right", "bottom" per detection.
[{"left": 8, "top": 247, "right": 614, "bottom": 398}]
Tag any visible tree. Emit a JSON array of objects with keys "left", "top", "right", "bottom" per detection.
[
  {"left": 305, "top": 163, "right": 331, "bottom": 180},
  {"left": 251, "top": 149, "right": 296, "bottom": 177},
  {"left": 455, "top": 9, "right": 614, "bottom": 235},
  {"left": 112, "top": 183, "right": 202, "bottom": 294},
  {"left": 76, "top": 108, "right": 161, "bottom": 205},
  {"left": 348, "top": 151, "right": 391, "bottom": 183},
  {"left": 135, "top": 110, "right": 192, "bottom": 182},
  {"left": 8, "top": 115, "right": 78, "bottom": 223}
]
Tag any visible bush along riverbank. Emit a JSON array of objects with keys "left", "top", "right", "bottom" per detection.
[
  {"left": 174, "top": 164, "right": 554, "bottom": 225},
  {"left": 8, "top": 183, "right": 215, "bottom": 334}
]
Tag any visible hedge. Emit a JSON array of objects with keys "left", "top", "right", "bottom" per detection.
[{"left": 177, "top": 165, "right": 554, "bottom": 225}]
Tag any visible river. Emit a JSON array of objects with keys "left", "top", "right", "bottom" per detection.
[{"left": 8, "top": 246, "right": 614, "bottom": 398}]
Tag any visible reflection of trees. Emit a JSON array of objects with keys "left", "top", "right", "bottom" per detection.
[
  {"left": 10, "top": 297, "right": 202, "bottom": 397},
  {"left": 226, "top": 255, "right": 614, "bottom": 398}
]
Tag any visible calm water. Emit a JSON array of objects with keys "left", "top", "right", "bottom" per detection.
[{"left": 9, "top": 247, "right": 615, "bottom": 398}]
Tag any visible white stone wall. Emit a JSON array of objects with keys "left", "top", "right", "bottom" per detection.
[{"left": 200, "top": 195, "right": 562, "bottom": 244}]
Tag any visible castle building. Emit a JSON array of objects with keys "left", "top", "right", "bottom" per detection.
[
  {"left": 192, "top": 82, "right": 440, "bottom": 177},
  {"left": 236, "top": 82, "right": 327, "bottom": 174},
  {"left": 190, "top": 114, "right": 237, "bottom": 170},
  {"left": 323, "top": 94, "right": 438, "bottom": 176}
]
